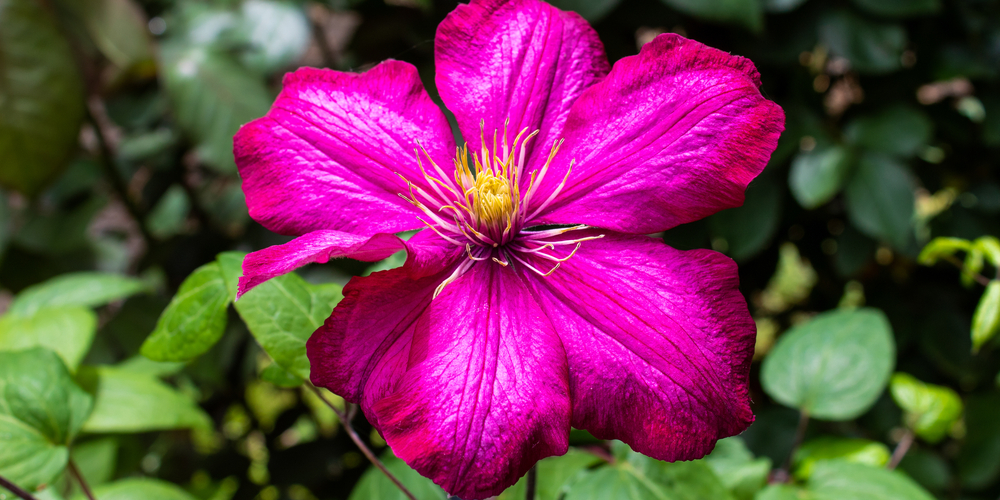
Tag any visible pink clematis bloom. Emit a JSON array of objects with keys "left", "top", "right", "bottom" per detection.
[{"left": 234, "top": 0, "right": 783, "bottom": 497}]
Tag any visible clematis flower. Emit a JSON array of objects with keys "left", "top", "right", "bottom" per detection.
[{"left": 234, "top": 0, "right": 783, "bottom": 497}]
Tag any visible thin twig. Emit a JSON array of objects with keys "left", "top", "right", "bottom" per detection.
[
  {"left": 777, "top": 410, "right": 810, "bottom": 482},
  {"left": 85, "top": 102, "right": 154, "bottom": 246},
  {"left": 887, "top": 429, "right": 915, "bottom": 470},
  {"left": 525, "top": 465, "right": 537, "bottom": 500},
  {"left": 68, "top": 460, "right": 96, "bottom": 500},
  {"left": 0, "top": 474, "right": 40, "bottom": 500},
  {"left": 307, "top": 383, "right": 418, "bottom": 500},
  {"left": 943, "top": 256, "right": 992, "bottom": 287},
  {"left": 308, "top": 4, "right": 338, "bottom": 69}
]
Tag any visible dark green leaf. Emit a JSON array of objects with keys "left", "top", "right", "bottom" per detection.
[
  {"left": 709, "top": 173, "right": 783, "bottom": 261},
  {"left": 844, "top": 106, "right": 933, "bottom": 158},
  {"left": 819, "top": 11, "right": 907, "bottom": 74},
  {"left": 788, "top": 145, "right": 853, "bottom": 209},
  {"left": 844, "top": 154, "right": 915, "bottom": 251},
  {"left": 8, "top": 272, "right": 148, "bottom": 317},
  {"left": 73, "top": 0, "right": 154, "bottom": 70},
  {"left": 147, "top": 185, "right": 191, "bottom": 240},
  {"left": 889, "top": 372, "right": 963, "bottom": 442},
  {"left": 140, "top": 262, "right": 230, "bottom": 362},
  {"left": 807, "top": 461, "right": 935, "bottom": 500},
  {"left": 763, "top": 0, "right": 809, "bottom": 12},
  {"left": 0, "top": 348, "right": 93, "bottom": 491},
  {"left": 659, "top": 0, "right": 763, "bottom": 33},
  {"left": 761, "top": 308, "right": 895, "bottom": 420},
  {"left": 0, "top": 306, "right": 97, "bottom": 371},
  {"left": 850, "top": 0, "right": 940, "bottom": 17},
  {"left": 81, "top": 366, "right": 211, "bottom": 433},
  {"left": 160, "top": 43, "right": 272, "bottom": 173},
  {"left": 971, "top": 281, "right": 1000, "bottom": 352},
  {"left": 546, "top": 0, "right": 622, "bottom": 21},
  {"left": 0, "top": 0, "right": 86, "bottom": 196},
  {"left": 348, "top": 450, "right": 447, "bottom": 500}
]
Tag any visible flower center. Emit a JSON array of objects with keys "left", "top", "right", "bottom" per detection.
[{"left": 398, "top": 122, "right": 602, "bottom": 298}]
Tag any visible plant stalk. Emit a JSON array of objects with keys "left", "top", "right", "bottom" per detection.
[
  {"left": 68, "top": 459, "right": 96, "bottom": 500},
  {"left": 0, "top": 474, "right": 40, "bottom": 500},
  {"left": 887, "top": 429, "right": 915, "bottom": 470},
  {"left": 307, "top": 383, "right": 417, "bottom": 500},
  {"left": 775, "top": 410, "right": 810, "bottom": 482},
  {"left": 525, "top": 465, "right": 537, "bottom": 500}
]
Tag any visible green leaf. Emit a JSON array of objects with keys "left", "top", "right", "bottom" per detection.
[
  {"left": 788, "top": 145, "right": 853, "bottom": 209},
  {"left": 236, "top": 0, "right": 310, "bottom": 74},
  {"left": 0, "top": 306, "right": 97, "bottom": 371},
  {"left": 115, "top": 356, "right": 186, "bottom": 378},
  {"left": 0, "top": 348, "right": 93, "bottom": 491},
  {"left": 819, "top": 11, "right": 907, "bottom": 74},
  {"left": 80, "top": 366, "right": 211, "bottom": 433},
  {"left": 753, "top": 484, "right": 802, "bottom": 500},
  {"left": 763, "top": 0, "right": 809, "bottom": 12},
  {"left": 701, "top": 437, "right": 771, "bottom": 500},
  {"left": 806, "top": 461, "right": 935, "bottom": 500},
  {"left": 564, "top": 442, "right": 734, "bottom": 500},
  {"left": 957, "top": 394, "right": 1000, "bottom": 489},
  {"left": 220, "top": 252, "right": 342, "bottom": 380},
  {"left": 971, "top": 281, "right": 1000, "bottom": 351},
  {"left": 140, "top": 262, "right": 231, "bottom": 362},
  {"left": 0, "top": 0, "right": 86, "bottom": 196},
  {"left": 349, "top": 450, "right": 447, "bottom": 500},
  {"left": 917, "top": 237, "right": 971, "bottom": 266},
  {"left": 658, "top": 0, "right": 763, "bottom": 33},
  {"left": 844, "top": 154, "right": 915, "bottom": 251},
  {"left": 793, "top": 437, "right": 890, "bottom": 479},
  {"left": 709, "top": 173, "right": 783, "bottom": 261},
  {"left": 844, "top": 106, "right": 933, "bottom": 158},
  {"left": 147, "top": 185, "right": 191, "bottom": 240},
  {"left": 72, "top": 0, "right": 154, "bottom": 70},
  {"left": 259, "top": 362, "right": 304, "bottom": 388},
  {"left": 8, "top": 272, "right": 148, "bottom": 317},
  {"left": 961, "top": 245, "right": 985, "bottom": 288},
  {"left": 71, "top": 478, "right": 198, "bottom": 500},
  {"left": 545, "top": 0, "right": 622, "bottom": 21},
  {"left": 497, "top": 449, "right": 605, "bottom": 500},
  {"left": 69, "top": 437, "right": 118, "bottom": 491},
  {"left": 850, "top": 0, "right": 940, "bottom": 17},
  {"left": 889, "top": 373, "right": 963, "bottom": 442},
  {"left": 160, "top": 43, "right": 272, "bottom": 173},
  {"left": 975, "top": 236, "right": 1000, "bottom": 268},
  {"left": 761, "top": 308, "right": 895, "bottom": 420}
]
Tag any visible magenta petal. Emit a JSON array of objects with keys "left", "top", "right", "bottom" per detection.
[
  {"left": 235, "top": 61, "right": 456, "bottom": 237},
  {"left": 435, "top": 0, "right": 609, "bottom": 175},
  {"left": 238, "top": 230, "right": 404, "bottom": 297},
  {"left": 533, "top": 34, "right": 784, "bottom": 233},
  {"left": 368, "top": 264, "right": 570, "bottom": 499},
  {"left": 532, "top": 231, "right": 755, "bottom": 460}
]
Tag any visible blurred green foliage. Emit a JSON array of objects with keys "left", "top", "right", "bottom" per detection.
[{"left": 0, "top": 0, "right": 1000, "bottom": 498}]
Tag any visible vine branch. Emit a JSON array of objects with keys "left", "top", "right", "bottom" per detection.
[
  {"left": 887, "top": 429, "right": 915, "bottom": 470},
  {"left": 68, "top": 459, "right": 96, "bottom": 500},
  {"left": 0, "top": 473, "right": 40, "bottom": 500},
  {"left": 307, "top": 382, "right": 417, "bottom": 500},
  {"left": 943, "top": 256, "right": 993, "bottom": 287}
]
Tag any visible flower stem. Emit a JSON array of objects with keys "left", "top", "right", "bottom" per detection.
[
  {"left": 943, "top": 256, "right": 992, "bottom": 287},
  {"left": 0, "top": 473, "right": 40, "bottom": 500},
  {"left": 887, "top": 429, "right": 915, "bottom": 470},
  {"left": 307, "top": 383, "right": 417, "bottom": 500},
  {"left": 774, "top": 410, "right": 810, "bottom": 483},
  {"left": 68, "top": 459, "right": 96, "bottom": 500},
  {"left": 525, "top": 465, "right": 537, "bottom": 500}
]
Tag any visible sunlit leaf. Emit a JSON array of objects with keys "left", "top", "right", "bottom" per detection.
[
  {"left": 701, "top": 437, "right": 771, "bottom": 500},
  {"left": 71, "top": 478, "right": 198, "bottom": 500},
  {"left": 793, "top": 437, "right": 890, "bottom": 479},
  {"left": 349, "top": 450, "right": 447, "bottom": 500},
  {"left": 807, "top": 461, "right": 935, "bottom": 500},
  {"left": 80, "top": 366, "right": 211, "bottom": 433},
  {"left": 0, "top": 349, "right": 93, "bottom": 491},
  {"left": 497, "top": 449, "right": 604, "bottom": 500},
  {"left": 971, "top": 282, "right": 1000, "bottom": 352},
  {"left": 236, "top": 0, "right": 310, "bottom": 74},
  {"left": 917, "top": 237, "right": 971, "bottom": 266},
  {"left": 140, "top": 262, "right": 230, "bottom": 362},
  {"left": 8, "top": 272, "right": 148, "bottom": 317},
  {"left": 0, "top": 306, "right": 97, "bottom": 371},
  {"left": 890, "top": 372, "right": 963, "bottom": 442}
]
